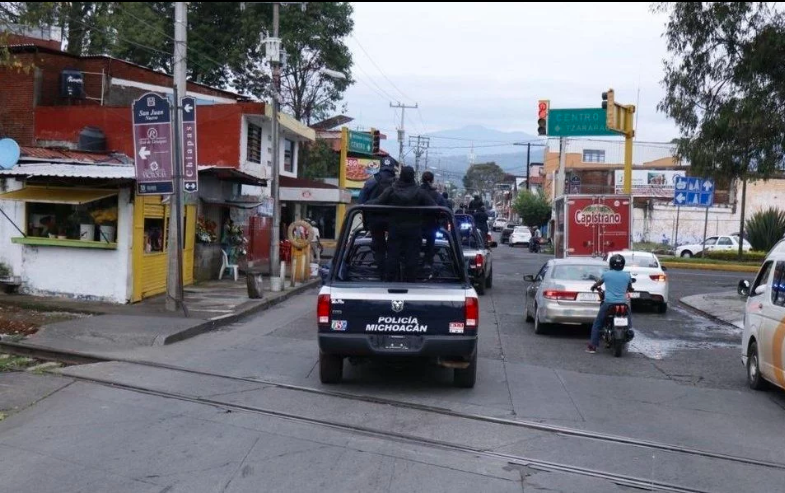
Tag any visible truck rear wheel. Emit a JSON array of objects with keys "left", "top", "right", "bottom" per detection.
[
  {"left": 319, "top": 351, "right": 343, "bottom": 384},
  {"left": 454, "top": 351, "right": 477, "bottom": 388}
]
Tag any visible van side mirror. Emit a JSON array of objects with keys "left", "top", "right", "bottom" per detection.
[
  {"left": 661, "top": 265, "right": 668, "bottom": 271},
  {"left": 738, "top": 279, "right": 750, "bottom": 297},
  {"left": 754, "top": 284, "right": 766, "bottom": 297}
]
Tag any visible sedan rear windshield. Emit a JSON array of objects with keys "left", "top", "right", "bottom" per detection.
[
  {"left": 551, "top": 265, "right": 606, "bottom": 281},
  {"left": 623, "top": 255, "right": 659, "bottom": 268}
]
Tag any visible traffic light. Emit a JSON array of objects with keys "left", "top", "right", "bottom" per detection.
[
  {"left": 602, "top": 89, "right": 615, "bottom": 129},
  {"left": 371, "top": 128, "right": 380, "bottom": 154},
  {"left": 537, "top": 100, "right": 549, "bottom": 136}
]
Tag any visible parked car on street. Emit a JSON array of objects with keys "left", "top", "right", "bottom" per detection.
[
  {"left": 741, "top": 238, "right": 785, "bottom": 392},
  {"left": 458, "top": 222, "right": 494, "bottom": 295},
  {"left": 500, "top": 221, "right": 519, "bottom": 244},
  {"left": 605, "top": 250, "right": 669, "bottom": 313},
  {"left": 676, "top": 235, "right": 751, "bottom": 258},
  {"left": 523, "top": 257, "right": 607, "bottom": 334}
]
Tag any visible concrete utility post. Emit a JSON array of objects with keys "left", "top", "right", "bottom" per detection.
[
  {"left": 269, "top": 2, "right": 283, "bottom": 286},
  {"left": 390, "top": 101, "right": 417, "bottom": 164},
  {"left": 166, "top": 1, "right": 187, "bottom": 312}
]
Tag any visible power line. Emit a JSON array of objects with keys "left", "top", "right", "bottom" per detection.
[{"left": 350, "top": 33, "right": 414, "bottom": 103}]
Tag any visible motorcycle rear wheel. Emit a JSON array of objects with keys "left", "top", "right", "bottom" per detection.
[{"left": 613, "top": 339, "right": 624, "bottom": 357}]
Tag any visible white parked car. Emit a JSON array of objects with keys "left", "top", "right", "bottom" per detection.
[
  {"left": 606, "top": 250, "right": 669, "bottom": 313},
  {"left": 741, "top": 239, "right": 785, "bottom": 392},
  {"left": 509, "top": 226, "right": 532, "bottom": 247},
  {"left": 492, "top": 217, "right": 508, "bottom": 231},
  {"left": 676, "top": 235, "right": 751, "bottom": 258}
]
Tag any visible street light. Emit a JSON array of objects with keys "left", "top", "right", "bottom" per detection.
[{"left": 319, "top": 67, "right": 347, "bottom": 80}]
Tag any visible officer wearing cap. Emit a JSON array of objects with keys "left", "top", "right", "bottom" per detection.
[{"left": 359, "top": 156, "right": 397, "bottom": 277}]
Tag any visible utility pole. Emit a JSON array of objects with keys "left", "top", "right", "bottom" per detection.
[
  {"left": 269, "top": 2, "right": 283, "bottom": 287},
  {"left": 408, "top": 135, "right": 429, "bottom": 175},
  {"left": 390, "top": 101, "right": 417, "bottom": 164},
  {"left": 166, "top": 1, "right": 186, "bottom": 312},
  {"left": 525, "top": 143, "right": 531, "bottom": 191}
]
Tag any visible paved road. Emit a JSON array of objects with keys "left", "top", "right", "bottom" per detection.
[{"left": 2, "top": 241, "right": 785, "bottom": 492}]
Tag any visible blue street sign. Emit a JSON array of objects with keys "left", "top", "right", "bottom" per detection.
[{"left": 673, "top": 176, "right": 714, "bottom": 207}]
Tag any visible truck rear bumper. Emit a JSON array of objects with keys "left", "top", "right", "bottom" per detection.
[{"left": 319, "top": 334, "right": 477, "bottom": 357}]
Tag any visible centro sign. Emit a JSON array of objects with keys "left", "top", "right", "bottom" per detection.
[{"left": 574, "top": 204, "right": 621, "bottom": 226}]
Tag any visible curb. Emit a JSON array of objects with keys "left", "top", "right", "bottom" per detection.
[
  {"left": 160, "top": 278, "right": 320, "bottom": 345},
  {"left": 0, "top": 279, "right": 321, "bottom": 355},
  {"left": 661, "top": 261, "right": 760, "bottom": 273},
  {"left": 678, "top": 295, "right": 742, "bottom": 329}
]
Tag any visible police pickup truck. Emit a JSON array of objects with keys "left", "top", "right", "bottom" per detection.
[
  {"left": 455, "top": 214, "right": 494, "bottom": 295},
  {"left": 317, "top": 205, "right": 480, "bottom": 388}
]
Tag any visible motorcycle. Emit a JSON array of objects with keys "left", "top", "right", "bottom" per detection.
[{"left": 592, "top": 279, "right": 636, "bottom": 357}]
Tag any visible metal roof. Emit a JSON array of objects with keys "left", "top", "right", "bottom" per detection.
[
  {"left": 0, "top": 162, "right": 135, "bottom": 180},
  {"left": 20, "top": 146, "right": 130, "bottom": 164}
]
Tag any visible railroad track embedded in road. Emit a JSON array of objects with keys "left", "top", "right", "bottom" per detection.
[{"left": 3, "top": 339, "right": 783, "bottom": 476}]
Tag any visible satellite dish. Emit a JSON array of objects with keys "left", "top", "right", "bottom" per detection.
[{"left": 0, "top": 138, "right": 20, "bottom": 170}]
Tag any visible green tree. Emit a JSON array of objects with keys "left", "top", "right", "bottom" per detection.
[
  {"left": 513, "top": 190, "right": 551, "bottom": 228},
  {"left": 462, "top": 162, "right": 505, "bottom": 199},
  {"left": 655, "top": 2, "right": 785, "bottom": 258},
  {"left": 8, "top": 2, "right": 354, "bottom": 120},
  {"left": 300, "top": 139, "right": 339, "bottom": 180}
]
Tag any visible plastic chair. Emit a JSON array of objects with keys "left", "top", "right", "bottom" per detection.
[{"left": 219, "top": 249, "right": 239, "bottom": 281}]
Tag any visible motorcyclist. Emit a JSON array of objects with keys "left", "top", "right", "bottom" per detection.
[
  {"left": 370, "top": 166, "right": 436, "bottom": 282},
  {"left": 587, "top": 254, "right": 633, "bottom": 353},
  {"left": 473, "top": 206, "right": 489, "bottom": 244}
]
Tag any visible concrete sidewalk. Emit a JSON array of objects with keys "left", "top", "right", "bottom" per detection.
[
  {"left": 680, "top": 290, "right": 746, "bottom": 328},
  {"left": 0, "top": 276, "right": 319, "bottom": 355}
]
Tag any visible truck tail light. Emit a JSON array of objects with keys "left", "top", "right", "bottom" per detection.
[
  {"left": 474, "top": 253, "right": 483, "bottom": 269},
  {"left": 543, "top": 290, "right": 578, "bottom": 301},
  {"left": 465, "top": 296, "right": 479, "bottom": 329},
  {"left": 650, "top": 274, "right": 667, "bottom": 282},
  {"left": 317, "top": 294, "right": 331, "bottom": 325}
]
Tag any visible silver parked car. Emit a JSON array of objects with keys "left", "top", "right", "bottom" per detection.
[{"left": 524, "top": 257, "right": 608, "bottom": 334}]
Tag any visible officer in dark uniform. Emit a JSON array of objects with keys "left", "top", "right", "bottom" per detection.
[
  {"left": 358, "top": 156, "right": 397, "bottom": 277},
  {"left": 371, "top": 166, "right": 435, "bottom": 282},
  {"left": 419, "top": 171, "right": 446, "bottom": 267}
]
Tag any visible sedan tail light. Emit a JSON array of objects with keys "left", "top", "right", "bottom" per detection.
[
  {"left": 465, "top": 296, "right": 479, "bottom": 329},
  {"left": 474, "top": 253, "right": 484, "bottom": 269},
  {"left": 543, "top": 290, "right": 578, "bottom": 301},
  {"left": 649, "top": 274, "right": 667, "bottom": 282},
  {"left": 317, "top": 294, "right": 331, "bottom": 325}
]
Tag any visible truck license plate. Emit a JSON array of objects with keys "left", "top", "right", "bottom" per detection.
[
  {"left": 384, "top": 336, "right": 409, "bottom": 350},
  {"left": 613, "top": 317, "right": 629, "bottom": 327}
]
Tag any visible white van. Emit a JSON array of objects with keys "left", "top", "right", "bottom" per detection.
[{"left": 741, "top": 239, "right": 785, "bottom": 391}]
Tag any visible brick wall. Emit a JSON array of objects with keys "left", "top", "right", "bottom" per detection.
[{"left": 0, "top": 59, "right": 36, "bottom": 144}]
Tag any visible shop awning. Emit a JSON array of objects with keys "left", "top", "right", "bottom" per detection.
[{"left": 0, "top": 186, "right": 118, "bottom": 204}]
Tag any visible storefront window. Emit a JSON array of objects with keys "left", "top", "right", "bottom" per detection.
[
  {"left": 305, "top": 205, "right": 336, "bottom": 239},
  {"left": 144, "top": 218, "right": 165, "bottom": 253},
  {"left": 25, "top": 194, "right": 118, "bottom": 243}
]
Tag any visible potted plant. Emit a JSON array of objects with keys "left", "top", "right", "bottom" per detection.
[
  {"left": 196, "top": 216, "right": 217, "bottom": 243},
  {"left": 90, "top": 207, "right": 118, "bottom": 242}
]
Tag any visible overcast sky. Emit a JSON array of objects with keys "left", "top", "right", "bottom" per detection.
[{"left": 341, "top": 2, "right": 677, "bottom": 143}]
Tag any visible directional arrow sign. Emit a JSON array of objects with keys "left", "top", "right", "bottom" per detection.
[
  {"left": 673, "top": 176, "right": 714, "bottom": 208},
  {"left": 181, "top": 96, "right": 198, "bottom": 193},
  {"left": 132, "top": 92, "right": 174, "bottom": 195}
]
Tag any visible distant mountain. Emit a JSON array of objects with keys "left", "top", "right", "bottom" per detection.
[{"left": 378, "top": 125, "right": 547, "bottom": 181}]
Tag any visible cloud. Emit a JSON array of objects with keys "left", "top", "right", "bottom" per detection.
[{"left": 341, "top": 2, "right": 678, "bottom": 142}]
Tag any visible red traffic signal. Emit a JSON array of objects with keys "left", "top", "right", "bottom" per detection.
[{"left": 537, "top": 99, "right": 549, "bottom": 136}]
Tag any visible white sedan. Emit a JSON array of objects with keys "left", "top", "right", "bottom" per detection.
[
  {"left": 509, "top": 226, "right": 532, "bottom": 247},
  {"left": 676, "top": 235, "right": 751, "bottom": 258},
  {"left": 492, "top": 218, "right": 508, "bottom": 231},
  {"left": 606, "top": 250, "right": 669, "bottom": 313}
]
